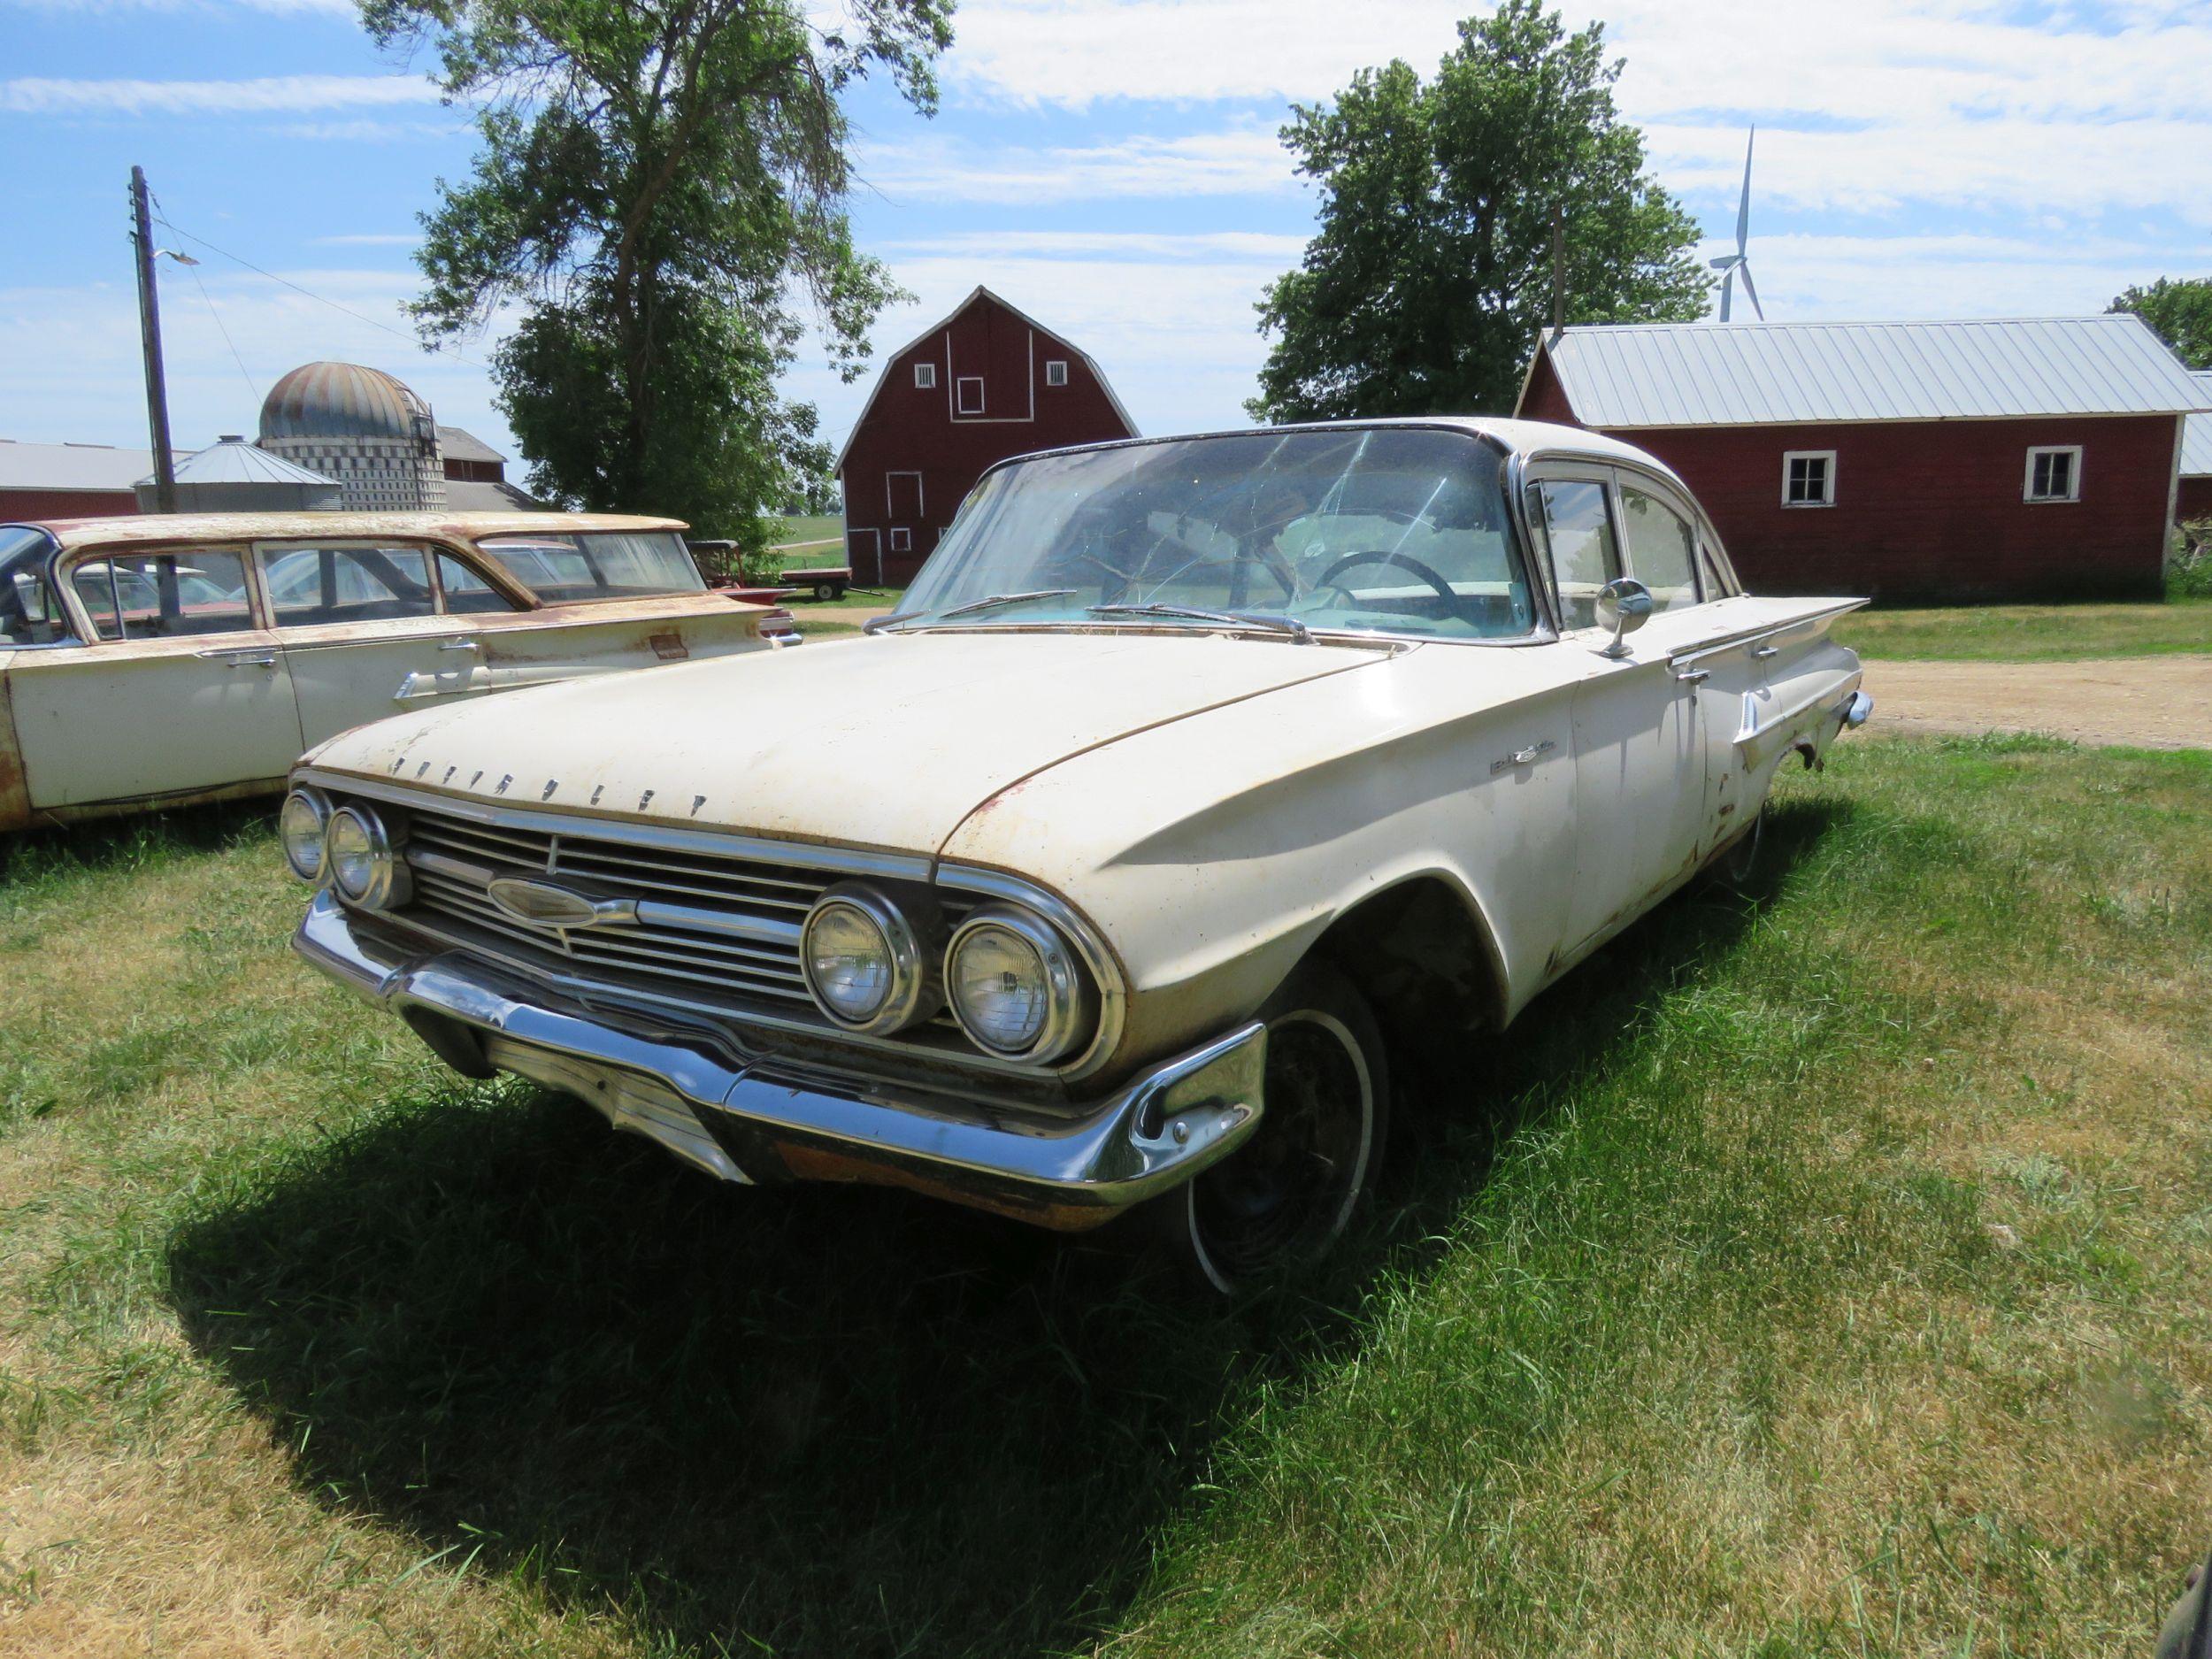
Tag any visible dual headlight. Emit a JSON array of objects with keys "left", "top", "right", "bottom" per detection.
[
  {"left": 801, "top": 882, "right": 1093, "bottom": 1064},
  {"left": 280, "top": 788, "right": 409, "bottom": 910}
]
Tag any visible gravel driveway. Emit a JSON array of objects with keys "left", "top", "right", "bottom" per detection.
[{"left": 1861, "top": 657, "right": 2211, "bottom": 750}]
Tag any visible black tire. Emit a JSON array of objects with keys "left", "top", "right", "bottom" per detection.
[
  {"left": 1163, "top": 961, "right": 1389, "bottom": 1295},
  {"left": 1708, "top": 804, "right": 1766, "bottom": 893}
]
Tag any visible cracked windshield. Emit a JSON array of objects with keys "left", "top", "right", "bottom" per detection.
[{"left": 896, "top": 427, "right": 1536, "bottom": 641}]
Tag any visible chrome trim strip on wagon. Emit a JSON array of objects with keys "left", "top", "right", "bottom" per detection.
[
  {"left": 295, "top": 892, "right": 1261, "bottom": 1210},
  {"left": 294, "top": 766, "right": 1132, "bottom": 1080}
]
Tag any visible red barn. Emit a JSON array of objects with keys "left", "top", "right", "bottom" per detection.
[
  {"left": 1516, "top": 317, "right": 2212, "bottom": 602},
  {"left": 835, "top": 287, "right": 1137, "bottom": 585},
  {"left": 0, "top": 440, "right": 165, "bottom": 522},
  {"left": 2180, "top": 372, "right": 2212, "bottom": 526}
]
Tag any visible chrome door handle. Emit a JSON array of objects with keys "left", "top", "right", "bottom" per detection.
[
  {"left": 1750, "top": 645, "right": 1779, "bottom": 660},
  {"left": 1490, "top": 740, "right": 1556, "bottom": 773},
  {"left": 211, "top": 652, "right": 277, "bottom": 668},
  {"left": 440, "top": 638, "right": 480, "bottom": 653},
  {"left": 1676, "top": 668, "right": 1710, "bottom": 684}
]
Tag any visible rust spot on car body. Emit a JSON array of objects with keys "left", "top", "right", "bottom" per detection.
[{"left": 0, "top": 672, "right": 30, "bottom": 832}]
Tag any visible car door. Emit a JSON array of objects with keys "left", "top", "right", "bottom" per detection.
[
  {"left": 1613, "top": 476, "right": 1768, "bottom": 863},
  {"left": 1522, "top": 467, "right": 1706, "bottom": 957},
  {"left": 264, "top": 540, "right": 501, "bottom": 749},
  {"left": 4, "top": 544, "right": 303, "bottom": 812}
]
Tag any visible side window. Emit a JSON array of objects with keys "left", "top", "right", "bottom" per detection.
[
  {"left": 1532, "top": 479, "right": 1621, "bottom": 630},
  {"left": 258, "top": 544, "right": 437, "bottom": 626},
  {"left": 1699, "top": 540, "right": 1735, "bottom": 599},
  {"left": 68, "top": 550, "right": 253, "bottom": 640},
  {"left": 1617, "top": 488, "right": 1701, "bottom": 612},
  {"left": 0, "top": 532, "right": 64, "bottom": 645},
  {"left": 436, "top": 552, "right": 525, "bottom": 615}
]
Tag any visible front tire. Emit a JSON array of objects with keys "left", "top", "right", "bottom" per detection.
[{"left": 1164, "top": 962, "right": 1389, "bottom": 1295}]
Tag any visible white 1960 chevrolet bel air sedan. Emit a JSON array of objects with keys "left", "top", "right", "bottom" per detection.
[
  {"left": 0, "top": 511, "right": 793, "bottom": 832},
  {"left": 286, "top": 419, "right": 1870, "bottom": 1290}
]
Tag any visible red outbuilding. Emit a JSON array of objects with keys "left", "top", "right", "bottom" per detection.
[
  {"left": 2179, "top": 372, "right": 2212, "bottom": 526},
  {"left": 1516, "top": 317, "right": 2212, "bottom": 602},
  {"left": 835, "top": 287, "right": 1138, "bottom": 585}
]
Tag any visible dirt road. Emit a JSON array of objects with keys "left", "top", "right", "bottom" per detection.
[{"left": 1862, "top": 657, "right": 2210, "bottom": 750}]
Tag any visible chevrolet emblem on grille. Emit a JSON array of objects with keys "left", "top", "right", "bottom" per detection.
[{"left": 485, "top": 877, "right": 638, "bottom": 931}]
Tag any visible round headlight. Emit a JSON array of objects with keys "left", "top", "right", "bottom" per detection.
[
  {"left": 280, "top": 788, "right": 330, "bottom": 883},
  {"left": 800, "top": 884, "right": 938, "bottom": 1033},
  {"left": 324, "top": 805, "right": 407, "bottom": 910},
  {"left": 946, "top": 905, "right": 1091, "bottom": 1063}
]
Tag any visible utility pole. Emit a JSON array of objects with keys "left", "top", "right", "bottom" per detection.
[
  {"left": 1548, "top": 202, "right": 1566, "bottom": 344},
  {"left": 130, "top": 165, "right": 178, "bottom": 513}
]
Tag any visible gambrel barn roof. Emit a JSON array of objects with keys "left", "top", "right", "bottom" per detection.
[
  {"left": 834, "top": 285, "right": 1137, "bottom": 473},
  {"left": 1525, "top": 316, "right": 2212, "bottom": 429}
]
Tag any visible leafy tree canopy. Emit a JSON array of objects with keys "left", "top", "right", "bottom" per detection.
[
  {"left": 1248, "top": 0, "right": 1708, "bottom": 423},
  {"left": 365, "top": 0, "right": 951, "bottom": 542},
  {"left": 2108, "top": 277, "right": 2212, "bottom": 369}
]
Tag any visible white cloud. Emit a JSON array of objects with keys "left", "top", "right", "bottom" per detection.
[
  {"left": 880, "top": 229, "right": 1309, "bottom": 260},
  {"left": 277, "top": 119, "right": 464, "bottom": 142},
  {"left": 0, "top": 73, "right": 442, "bottom": 117},
  {"left": 927, "top": 0, "right": 2212, "bottom": 227},
  {"left": 856, "top": 127, "right": 1294, "bottom": 203},
  {"left": 0, "top": 271, "right": 513, "bottom": 459}
]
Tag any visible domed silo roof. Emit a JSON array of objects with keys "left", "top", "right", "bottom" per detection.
[{"left": 259, "top": 361, "right": 434, "bottom": 442}]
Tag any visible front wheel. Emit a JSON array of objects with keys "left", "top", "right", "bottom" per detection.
[{"left": 1162, "top": 962, "right": 1389, "bottom": 1295}]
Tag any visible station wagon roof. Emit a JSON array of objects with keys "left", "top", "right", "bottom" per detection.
[{"left": 11, "top": 510, "right": 688, "bottom": 555}]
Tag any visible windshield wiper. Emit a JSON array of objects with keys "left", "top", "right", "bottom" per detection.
[
  {"left": 934, "top": 588, "right": 1079, "bottom": 620},
  {"left": 1087, "top": 603, "right": 1312, "bottom": 644}
]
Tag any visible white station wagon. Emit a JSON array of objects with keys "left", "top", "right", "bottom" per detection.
[
  {"left": 0, "top": 511, "right": 792, "bottom": 832},
  {"left": 286, "top": 421, "right": 1870, "bottom": 1290}
]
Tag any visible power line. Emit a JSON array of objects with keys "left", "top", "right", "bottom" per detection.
[
  {"left": 148, "top": 204, "right": 478, "bottom": 368},
  {"left": 180, "top": 257, "right": 262, "bottom": 404}
]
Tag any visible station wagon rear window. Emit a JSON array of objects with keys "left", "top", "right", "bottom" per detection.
[
  {"left": 899, "top": 427, "right": 1537, "bottom": 641},
  {"left": 474, "top": 531, "right": 705, "bottom": 603}
]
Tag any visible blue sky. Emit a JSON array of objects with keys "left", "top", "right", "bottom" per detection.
[{"left": 4, "top": 0, "right": 2208, "bottom": 473}]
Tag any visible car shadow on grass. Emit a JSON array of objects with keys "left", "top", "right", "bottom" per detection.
[
  {"left": 0, "top": 797, "right": 274, "bottom": 890},
  {"left": 166, "top": 795, "right": 1848, "bottom": 1659}
]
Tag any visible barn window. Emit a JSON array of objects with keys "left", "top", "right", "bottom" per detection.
[
  {"left": 2024, "top": 445, "right": 2081, "bottom": 503},
  {"left": 956, "top": 376, "right": 986, "bottom": 415},
  {"left": 1045, "top": 359, "right": 1069, "bottom": 388},
  {"left": 1781, "top": 450, "right": 1834, "bottom": 508},
  {"left": 913, "top": 362, "right": 937, "bottom": 389},
  {"left": 889, "top": 527, "right": 912, "bottom": 552}
]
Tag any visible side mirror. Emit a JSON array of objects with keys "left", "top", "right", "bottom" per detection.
[{"left": 1594, "top": 576, "right": 1653, "bottom": 657}]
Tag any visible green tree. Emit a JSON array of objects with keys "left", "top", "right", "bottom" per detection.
[
  {"left": 2108, "top": 278, "right": 2212, "bottom": 369},
  {"left": 1248, "top": 0, "right": 1708, "bottom": 423},
  {"left": 364, "top": 0, "right": 951, "bottom": 542}
]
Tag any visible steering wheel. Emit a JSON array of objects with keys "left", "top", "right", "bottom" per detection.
[{"left": 1316, "top": 550, "right": 1460, "bottom": 608}]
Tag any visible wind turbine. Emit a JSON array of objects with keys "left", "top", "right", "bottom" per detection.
[{"left": 1709, "top": 127, "right": 1764, "bottom": 322}]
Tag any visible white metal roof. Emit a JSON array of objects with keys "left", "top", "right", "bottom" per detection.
[
  {"left": 1532, "top": 316, "right": 2212, "bottom": 429},
  {"left": 2182, "top": 373, "right": 2212, "bottom": 478},
  {"left": 153, "top": 437, "right": 336, "bottom": 487},
  {"left": 0, "top": 439, "right": 165, "bottom": 494},
  {"left": 436, "top": 425, "right": 506, "bottom": 465}
]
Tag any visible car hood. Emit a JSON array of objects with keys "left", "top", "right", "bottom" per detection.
[{"left": 301, "top": 630, "right": 1388, "bottom": 856}]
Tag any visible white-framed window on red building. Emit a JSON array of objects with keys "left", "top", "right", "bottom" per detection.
[
  {"left": 1044, "top": 359, "right": 1069, "bottom": 388},
  {"left": 2024, "top": 445, "right": 2081, "bottom": 503},
  {"left": 913, "top": 361, "right": 936, "bottom": 389},
  {"left": 1781, "top": 449, "right": 1835, "bottom": 508},
  {"left": 956, "top": 376, "right": 986, "bottom": 415},
  {"left": 889, "top": 527, "right": 912, "bottom": 552}
]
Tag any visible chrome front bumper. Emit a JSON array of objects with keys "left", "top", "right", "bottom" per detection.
[{"left": 294, "top": 893, "right": 1265, "bottom": 1227}]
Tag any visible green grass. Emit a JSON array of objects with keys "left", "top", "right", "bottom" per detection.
[
  {"left": 1835, "top": 597, "right": 2211, "bottom": 660},
  {"left": 3, "top": 737, "right": 2209, "bottom": 1655},
  {"left": 767, "top": 514, "right": 844, "bottom": 554}
]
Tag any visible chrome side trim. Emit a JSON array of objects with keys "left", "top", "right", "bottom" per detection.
[
  {"left": 1667, "top": 600, "right": 1868, "bottom": 669},
  {"left": 295, "top": 893, "right": 1261, "bottom": 1211}
]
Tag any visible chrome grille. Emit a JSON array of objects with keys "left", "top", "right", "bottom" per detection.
[{"left": 397, "top": 807, "right": 843, "bottom": 1007}]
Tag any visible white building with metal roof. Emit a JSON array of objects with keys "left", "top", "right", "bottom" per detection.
[{"left": 1517, "top": 316, "right": 2211, "bottom": 601}]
